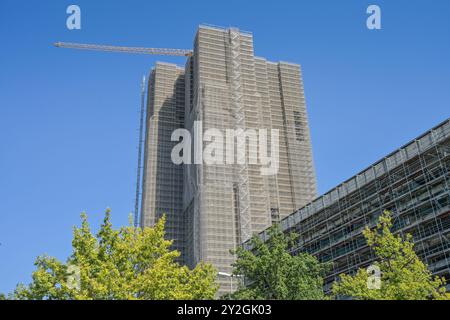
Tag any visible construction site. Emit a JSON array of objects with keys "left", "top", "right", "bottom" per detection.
[
  {"left": 56, "top": 24, "right": 318, "bottom": 294},
  {"left": 54, "top": 24, "right": 450, "bottom": 296}
]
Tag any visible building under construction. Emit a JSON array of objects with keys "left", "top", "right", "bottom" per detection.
[
  {"left": 246, "top": 119, "right": 450, "bottom": 292},
  {"left": 53, "top": 27, "right": 449, "bottom": 296},
  {"left": 140, "top": 25, "right": 317, "bottom": 294}
]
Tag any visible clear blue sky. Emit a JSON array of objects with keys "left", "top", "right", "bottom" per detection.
[{"left": 0, "top": 0, "right": 449, "bottom": 294}]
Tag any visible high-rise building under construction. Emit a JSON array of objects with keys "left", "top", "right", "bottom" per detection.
[{"left": 140, "top": 25, "right": 316, "bottom": 293}]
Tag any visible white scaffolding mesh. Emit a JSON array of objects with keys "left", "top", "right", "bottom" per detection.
[{"left": 141, "top": 25, "right": 317, "bottom": 295}]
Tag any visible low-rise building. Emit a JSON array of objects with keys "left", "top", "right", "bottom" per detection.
[{"left": 246, "top": 119, "right": 450, "bottom": 292}]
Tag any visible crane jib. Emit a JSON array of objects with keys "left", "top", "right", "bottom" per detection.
[{"left": 54, "top": 42, "right": 193, "bottom": 57}]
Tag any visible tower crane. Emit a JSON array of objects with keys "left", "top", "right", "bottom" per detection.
[{"left": 54, "top": 41, "right": 193, "bottom": 227}]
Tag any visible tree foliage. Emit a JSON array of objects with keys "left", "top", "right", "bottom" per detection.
[
  {"left": 333, "top": 211, "right": 449, "bottom": 300},
  {"left": 229, "top": 225, "right": 330, "bottom": 300},
  {"left": 13, "top": 210, "right": 218, "bottom": 300}
]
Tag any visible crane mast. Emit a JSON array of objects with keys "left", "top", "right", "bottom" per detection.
[{"left": 134, "top": 76, "right": 146, "bottom": 228}]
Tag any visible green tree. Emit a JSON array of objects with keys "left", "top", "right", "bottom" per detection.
[
  {"left": 0, "top": 293, "right": 6, "bottom": 300},
  {"left": 13, "top": 210, "right": 218, "bottom": 300},
  {"left": 228, "top": 225, "right": 330, "bottom": 300},
  {"left": 333, "top": 210, "right": 449, "bottom": 300}
]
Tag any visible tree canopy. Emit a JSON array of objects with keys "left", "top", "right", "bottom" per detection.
[
  {"left": 13, "top": 210, "right": 218, "bottom": 300},
  {"left": 332, "top": 210, "right": 449, "bottom": 300},
  {"left": 229, "top": 225, "right": 330, "bottom": 300}
]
